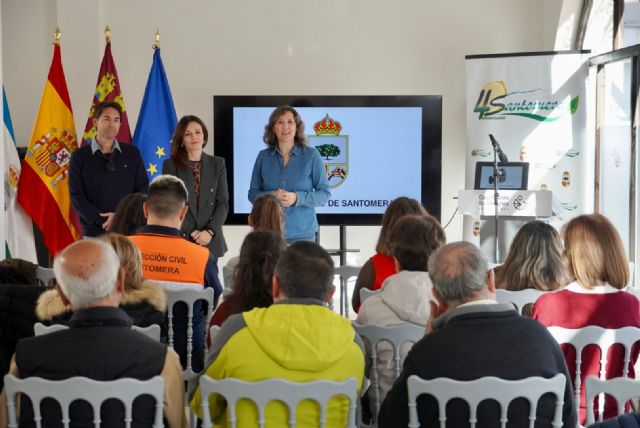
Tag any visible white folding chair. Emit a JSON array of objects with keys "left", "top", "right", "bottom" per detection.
[
  {"left": 198, "top": 376, "right": 358, "bottom": 428},
  {"left": 547, "top": 326, "right": 640, "bottom": 419},
  {"left": 161, "top": 285, "right": 215, "bottom": 379},
  {"left": 407, "top": 374, "right": 566, "bottom": 428},
  {"left": 35, "top": 266, "right": 55, "bottom": 287},
  {"left": 4, "top": 374, "right": 164, "bottom": 428},
  {"left": 33, "top": 322, "right": 162, "bottom": 342},
  {"left": 584, "top": 376, "right": 640, "bottom": 424},
  {"left": 352, "top": 322, "right": 424, "bottom": 426},
  {"left": 334, "top": 265, "right": 361, "bottom": 318},
  {"left": 359, "top": 289, "right": 381, "bottom": 306},
  {"left": 208, "top": 325, "right": 221, "bottom": 348},
  {"left": 495, "top": 289, "right": 545, "bottom": 315}
]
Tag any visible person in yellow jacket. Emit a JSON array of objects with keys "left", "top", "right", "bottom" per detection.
[{"left": 191, "top": 241, "right": 365, "bottom": 427}]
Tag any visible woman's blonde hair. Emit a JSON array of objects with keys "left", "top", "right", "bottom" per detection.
[
  {"left": 496, "top": 221, "right": 568, "bottom": 291},
  {"left": 563, "top": 214, "right": 629, "bottom": 289},
  {"left": 98, "top": 233, "right": 144, "bottom": 291}
]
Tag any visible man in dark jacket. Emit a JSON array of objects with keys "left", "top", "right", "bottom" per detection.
[
  {"left": 378, "top": 241, "right": 576, "bottom": 428},
  {"left": 0, "top": 240, "right": 185, "bottom": 427}
]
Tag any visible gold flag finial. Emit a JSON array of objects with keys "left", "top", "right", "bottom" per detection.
[
  {"left": 53, "top": 26, "right": 61, "bottom": 44},
  {"left": 154, "top": 28, "right": 160, "bottom": 49},
  {"left": 105, "top": 25, "right": 111, "bottom": 43}
]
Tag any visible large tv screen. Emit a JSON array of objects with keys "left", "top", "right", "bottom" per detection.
[{"left": 213, "top": 96, "right": 442, "bottom": 225}]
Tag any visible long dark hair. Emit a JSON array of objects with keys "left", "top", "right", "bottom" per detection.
[
  {"left": 170, "top": 115, "right": 209, "bottom": 169},
  {"left": 376, "top": 197, "right": 428, "bottom": 254},
  {"left": 250, "top": 194, "right": 284, "bottom": 236},
  {"left": 227, "top": 230, "right": 286, "bottom": 311},
  {"left": 110, "top": 192, "right": 147, "bottom": 235}
]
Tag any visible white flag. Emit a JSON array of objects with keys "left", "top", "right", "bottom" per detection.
[{"left": 4, "top": 88, "right": 37, "bottom": 262}]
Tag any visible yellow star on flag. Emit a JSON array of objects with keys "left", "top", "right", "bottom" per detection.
[
  {"left": 147, "top": 163, "right": 158, "bottom": 175},
  {"left": 155, "top": 146, "right": 165, "bottom": 158}
]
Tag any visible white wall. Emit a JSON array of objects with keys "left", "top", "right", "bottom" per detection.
[{"left": 1, "top": 0, "right": 561, "bottom": 268}]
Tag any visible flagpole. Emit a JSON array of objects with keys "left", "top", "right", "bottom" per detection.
[
  {"left": 105, "top": 25, "right": 111, "bottom": 43},
  {"left": 155, "top": 29, "right": 160, "bottom": 49}
]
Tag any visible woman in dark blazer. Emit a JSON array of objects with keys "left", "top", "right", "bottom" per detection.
[{"left": 162, "top": 115, "right": 228, "bottom": 289}]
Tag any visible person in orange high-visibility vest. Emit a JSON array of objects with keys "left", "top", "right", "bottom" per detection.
[{"left": 129, "top": 174, "right": 221, "bottom": 372}]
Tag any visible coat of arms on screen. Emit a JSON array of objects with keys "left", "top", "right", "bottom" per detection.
[{"left": 309, "top": 114, "right": 349, "bottom": 189}]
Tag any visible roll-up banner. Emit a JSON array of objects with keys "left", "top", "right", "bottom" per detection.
[{"left": 464, "top": 51, "right": 592, "bottom": 257}]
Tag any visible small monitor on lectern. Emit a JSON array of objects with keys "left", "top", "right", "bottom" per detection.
[{"left": 474, "top": 162, "right": 529, "bottom": 190}]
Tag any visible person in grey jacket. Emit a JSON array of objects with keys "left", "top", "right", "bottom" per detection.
[{"left": 163, "top": 115, "right": 228, "bottom": 290}]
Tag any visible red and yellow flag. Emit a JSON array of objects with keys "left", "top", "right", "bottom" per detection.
[
  {"left": 81, "top": 39, "right": 132, "bottom": 146},
  {"left": 17, "top": 41, "right": 81, "bottom": 255}
]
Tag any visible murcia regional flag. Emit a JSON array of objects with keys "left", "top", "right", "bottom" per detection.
[
  {"left": 81, "top": 38, "right": 132, "bottom": 146},
  {"left": 17, "top": 41, "right": 81, "bottom": 256},
  {"left": 3, "top": 88, "right": 37, "bottom": 262}
]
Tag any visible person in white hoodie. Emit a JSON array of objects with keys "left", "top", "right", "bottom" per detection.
[{"left": 356, "top": 213, "right": 446, "bottom": 412}]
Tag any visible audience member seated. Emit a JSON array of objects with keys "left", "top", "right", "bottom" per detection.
[
  {"left": 209, "top": 230, "right": 285, "bottom": 344},
  {"left": 35, "top": 233, "right": 167, "bottom": 338},
  {"left": 129, "top": 175, "right": 221, "bottom": 372},
  {"left": 496, "top": 220, "right": 568, "bottom": 292},
  {"left": 109, "top": 192, "right": 147, "bottom": 235},
  {"left": 378, "top": 241, "right": 576, "bottom": 428},
  {"left": 0, "top": 262, "right": 42, "bottom": 390},
  {"left": 191, "top": 241, "right": 365, "bottom": 427},
  {"left": 0, "top": 260, "right": 36, "bottom": 285},
  {"left": 0, "top": 240, "right": 184, "bottom": 428},
  {"left": 352, "top": 196, "right": 428, "bottom": 312},
  {"left": 356, "top": 214, "right": 445, "bottom": 409},
  {"left": 533, "top": 213, "right": 640, "bottom": 423},
  {"left": 223, "top": 193, "right": 284, "bottom": 287}
]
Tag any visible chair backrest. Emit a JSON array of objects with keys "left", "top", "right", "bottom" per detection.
[
  {"left": 4, "top": 374, "right": 164, "bottom": 428},
  {"left": 161, "top": 284, "right": 215, "bottom": 379},
  {"left": 359, "top": 288, "right": 381, "bottom": 305},
  {"left": 407, "top": 374, "right": 566, "bottom": 428},
  {"left": 33, "top": 322, "right": 161, "bottom": 342},
  {"left": 584, "top": 376, "right": 640, "bottom": 424},
  {"left": 197, "top": 376, "right": 358, "bottom": 428},
  {"left": 495, "top": 289, "right": 545, "bottom": 315},
  {"left": 334, "top": 265, "right": 361, "bottom": 317},
  {"left": 33, "top": 322, "right": 67, "bottom": 336},
  {"left": 352, "top": 322, "right": 424, "bottom": 424},
  {"left": 209, "top": 325, "right": 221, "bottom": 346},
  {"left": 547, "top": 326, "right": 640, "bottom": 417},
  {"left": 35, "top": 266, "right": 55, "bottom": 287}
]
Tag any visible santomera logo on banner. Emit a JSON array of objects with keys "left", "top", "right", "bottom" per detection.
[
  {"left": 464, "top": 52, "right": 592, "bottom": 245},
  {"left": 473, "top": 80, "right": 580, "bottom": 122}
]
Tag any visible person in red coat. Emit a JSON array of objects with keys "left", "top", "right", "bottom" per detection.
[
  {"left": 351, "top": 197, "right": 428, "bottom": 311},
  {"left": 533, "top": 213, "right": 640, "bottom": 424}
]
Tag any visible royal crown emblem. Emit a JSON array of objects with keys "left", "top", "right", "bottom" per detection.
[
  {"left": 27, "top": 127, "right": 77, "bottom": 189},
  {"left": 314, "top": 114, "right": 342, "bottom": 136},
  {"left": 309, "top": 114, "right": 349, "bottom": 189}
]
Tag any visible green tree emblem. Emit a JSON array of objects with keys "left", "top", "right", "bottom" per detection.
[{"left": 316, "top": 144, "right": 341, "bottom": 160}]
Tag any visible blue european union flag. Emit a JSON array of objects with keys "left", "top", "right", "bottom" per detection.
[{"left": 133, "top": 48, "right": 177, "bottom": 181}]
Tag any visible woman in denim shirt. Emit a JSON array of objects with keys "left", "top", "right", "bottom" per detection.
[{"left": 249, "top": 106, "right": 330, "bottom": 243}]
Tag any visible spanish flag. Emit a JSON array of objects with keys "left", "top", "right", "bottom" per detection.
[
  {"left": 17, "top": 40, "right": 81, "bottom": 255},
  {"left": 81, "top": 36, "right": 132, "bottom": 146}
]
